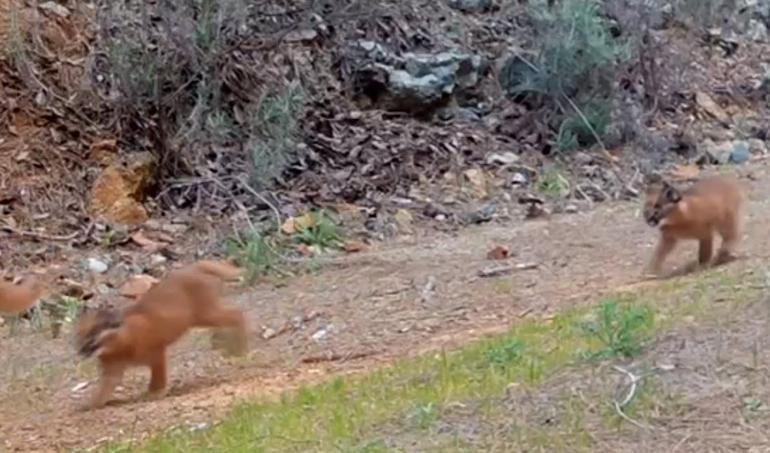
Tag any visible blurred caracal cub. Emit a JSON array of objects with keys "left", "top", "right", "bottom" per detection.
[
  {"left": 75, "top": 260, "right": 248, "bottom": 409},
  {"left": 643, "top": 175, "right": 744, "bottom": 276},
  {"left": 0, "top": 277, "right": 45, "bottom": 314}
]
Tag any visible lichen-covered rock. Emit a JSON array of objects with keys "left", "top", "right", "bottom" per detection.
[
  {"left": 348, "top": 40, "right": 486, "bottom": 114},
  {"left": 89, "top": 152, "right": 156, "bottom": 225}
]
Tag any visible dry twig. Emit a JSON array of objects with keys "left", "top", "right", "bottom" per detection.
[{"left": 612, "top": 365, "right": 654, "bottom": 430}]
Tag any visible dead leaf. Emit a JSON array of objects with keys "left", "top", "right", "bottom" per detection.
[
  {"left": 695, "top": 91, "right": 728, "bottom": 124},
  {"left": 668, "top": 164, "right": 700, "bottom": 181},
  {"left": 88, "top": 139, "right": 119, "bottom": 165},
  {"left": 119, "top": 274, "right": 159, "bottom": 298},
  {"left": 343, "top": 240, "right": 368, "bottom": 253},
  {"left": 130, "top": 230, "right": 164, "bottom": 252},
  {"left": 281, "top": 217, "right": 296, "bottom": 234},
  {"left": 486, "top": 245, "right": 510, "bottom": 260},
  {"left": 297, "top": 244, "right": 314, "bottom": 257},
  {"left": 282, "top": 213, "right": 315, "bottom": 235},
  {"left": 462, "top": 168, "right": 488, "bottom": 198}
]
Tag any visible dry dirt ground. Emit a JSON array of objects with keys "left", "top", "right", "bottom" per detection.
[{"left": 2, "top": 160, "right": 770, "bottom": 452}]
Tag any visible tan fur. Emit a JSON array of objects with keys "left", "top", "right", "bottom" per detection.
[
  {"left": 0, "top": 278, "right": 44, "bottom": 314},
  {"left": 75, "top": 260, "right": 248, "bottom": 409},
  {"left": 643, "top": 175, "right": 744, "bottom": 275}
]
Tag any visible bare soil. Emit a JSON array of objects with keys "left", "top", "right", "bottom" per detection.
[{"left": 3, "top": 160, "right": 770, "bottom": 452}]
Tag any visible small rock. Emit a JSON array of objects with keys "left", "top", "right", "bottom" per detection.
[
  {"left": 89, "top": 152, "right": 156, "bottom": 225},
  {"left": 698, "top": 139, "right": 735, "bottom": 164},
  {"left": 311, "top": 325, "right": 334, "bottom": 342},
  {"left": 261, "top": 328, "right": 276, "bottom": 340},
  {"left": 423, "top": 202, "right": 450, "bottom": 218},
  {"left": 486, "top": 152, "right": 520, "bottom": 166},
  {"left": 343, "top": 240, "right": 368, "bottom": 253},
  {"left": 39, "top": 1, "right": 70, "bottom": 17},
  {"left": 284, "top": 29, "right": 318, "bottom": 42},
  {"left": 510, "top": 172, "right": 528, "bottom": 186},
  {"left": 420, "top": 276, "right": 436, "bottom": 303},
  {"left": 564, "top": 204, "right": 579, "bottom": 214},
  {"left": 747, "top": 19, "right": 768, "bottom": 42},
  {"left": 462, "top": 168, "right": 488, "bottom": 198},
  {"left": 749, "top": 138, "right": 767, "bottom": 155},
  {"left": 729, "top": 141, "right": 750, "bottom": 164},
  {"left": 86, "top": 258, "right": 109, "bottom": 274},
  {"left": 394, "top": 209, "right": 414, "bottom": 234},
  {"left": 150, "top": 254, "right": 168, "bottom": 266},
  {"left": 435, "top": 214, "right": 447, "bottom": 221},
  {"left": 462, "top": 202, "right": 497, "bottom": 224},
  {"left": 695, "top": 91, "right": 728, "bottom": 125}
]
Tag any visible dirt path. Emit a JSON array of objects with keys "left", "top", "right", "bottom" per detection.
[{"left": 3, "top": 161, "right": 770, "bottom": 452}]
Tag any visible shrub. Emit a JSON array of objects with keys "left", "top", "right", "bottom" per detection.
[
  {"left": 501, "top": 0, "right": 630, "bottom": 152},
  {"left": 89, "top": 0, "right": 304, "bottom": 190},
  {"left": 580, "top": 299, "right": 654, "bottom": 359}
]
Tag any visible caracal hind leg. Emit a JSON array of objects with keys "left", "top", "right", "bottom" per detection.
[
  {"left": 697, "top": 236, "right": 713, "bottom": 267},
  {"left": 715, "top": 219, "right": 740, "bottom": 265},
  {"left": 147, "top": 349, "right": 169, "bottom": 399}
]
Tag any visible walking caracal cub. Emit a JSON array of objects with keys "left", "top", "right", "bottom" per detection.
[
  {"left": 643, "top": 174, "right": 744, "bottom": 276},
  {"left": 75, "top": 260, "right": 248, "bottom": 409}
]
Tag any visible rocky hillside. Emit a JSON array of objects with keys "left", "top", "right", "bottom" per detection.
[{"left": 0, "top": 0, "right": 769, "bottom": 269}]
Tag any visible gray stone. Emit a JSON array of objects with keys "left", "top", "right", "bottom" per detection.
[
  {"left": 381, "top": 66, "right": 454, "bottom": 111},
  {"left": 748, "top": 138, "right": 767, "bottom": 155},
  {"left": 729, "top": 141, "right": 750, "bottom": 163},
  {"left": 699, "top": 139, "right": 752, "bottom": 165},
  {"left": 85, "top": 257, "right": 109, "bottom": 274},
  {"left": 486, "top": 152, "right": 520, "bottom": 166},
  {"left": 350, "top": 42, "right": 486, "bottom": 114}
]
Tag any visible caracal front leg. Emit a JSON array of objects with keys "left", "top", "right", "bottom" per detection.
[{"left": 645, "top": 234, "right": 677, "bottom": 277}]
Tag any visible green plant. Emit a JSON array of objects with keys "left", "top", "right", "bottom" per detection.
[
  {"left": 248, "top": 82, "right": 305, "bottom": 189},
  {"left": 501, "top": 0, "right": 629, "bottom": 152},
  {"left": 485, "top": 338, "right": 526, "bottom": 368},
  {"left": 523, "top": 0, "right": 630, "bottom": 97},
  {"left": 3, "top": 2, "right": 26, "bottom": 62},
  {"left": 292, "top": 211, "right": 342, "bottom": 252},
  {"left": 226, "top": 231, "right": 279, "bottom": 281},
  {"left": 408, "top": 402, "right": 438, "bottom": 429},
  {"left": 536, "top": 169, "right": 570, "bottom": 197},
  {"left": 556, "top": 102, "right": 611, "bottom": 152},
  {"left": 46, "top": 296, "right": 85, "bottom": 338},
  {"left": 580, "top": 299, "right": 653, "bottom": 359},
  {"left": 91, "top": 0, "right": 307, "bottom": 192}
]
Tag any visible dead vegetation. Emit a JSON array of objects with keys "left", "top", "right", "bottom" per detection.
[{"left": 1, "top": 0, "right": 769, "bottom": 245}]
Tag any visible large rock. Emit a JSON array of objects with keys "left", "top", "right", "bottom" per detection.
[
  {"left": 350, "top": 41, "right": 486, "bottom": 114},
  {"left": 89, "top": 152, "right": 156, "bottom": 225}
]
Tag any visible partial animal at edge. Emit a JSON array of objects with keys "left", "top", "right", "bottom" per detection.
[{"left": 74, "top": 259, "right": 248, "bottom": 410}]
